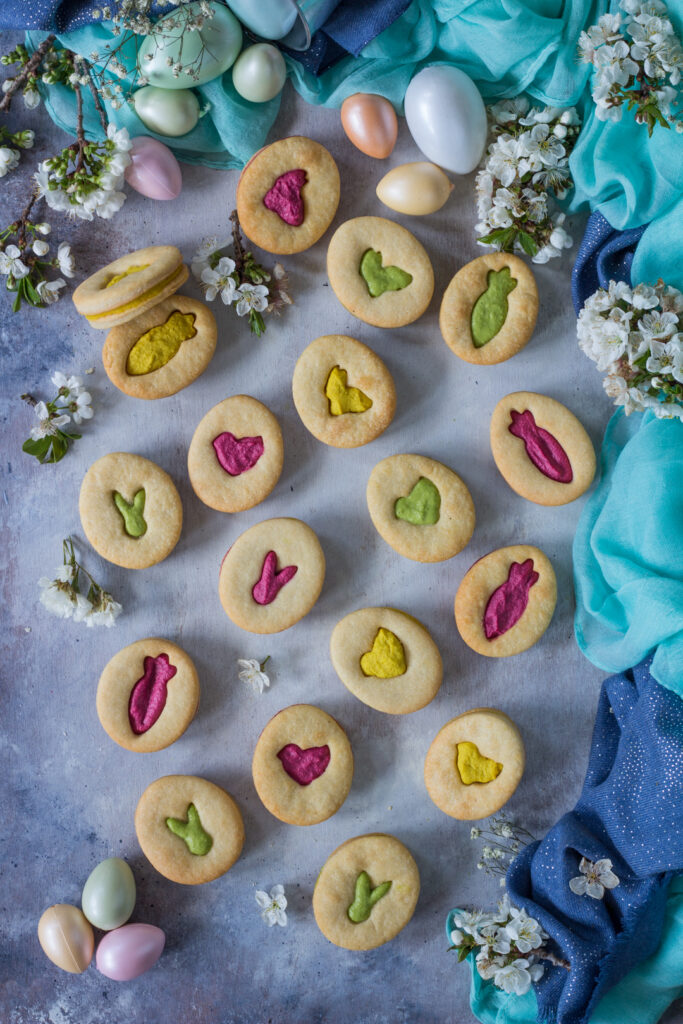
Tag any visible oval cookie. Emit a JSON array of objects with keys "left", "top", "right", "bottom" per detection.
[
  {"left": 292, "top": 335, "right": 396, "bottom": 448},
  {"left": 72, "top": 245, "right": 188, "bottom": 330},
  {"left": 97, "top": 638, "right": 199, "bottom": 753},
  {"left": 330, "top": 607, "right": 443, "bottom": 714},
  {"left": 455, "top": 544, "right": 556, "bottom": 657},
  {"left": 102, "top": 295, "right": 217, "bottom": 399},
  {"left": 79, "top": 452, "right": 182, "bottom": 569},
  {"left": 327, "top": 216, "right": 434, "bottom": 328},
  {"left": 424, "top": 708, "right": 525, "bottom": 819},
  {"left": 236, "top": 136, "right": 340, "bottom": 255},
  {"left": 313, "top": 834, "right": 420, "bottom": 950},
  {"left": 135, "top": 775, "right": 244, "bottom": 884},
  {"left": 440, "top": 253, "right": 538, "bottom": 364},
  {"left": 490, "top": 391, "right": 596, "bottom": 506},
  {"left": 219, "top": 517, "right": 325, "bottom": 633},
  {"left": 252, "top": 704, "right": 353, "bottom": 826},
  {"left": 188, "top": 396, "right": 284, "bottom": 513},
  {"left": 366, "top": 453, "right": 475, "bottom": 563}
]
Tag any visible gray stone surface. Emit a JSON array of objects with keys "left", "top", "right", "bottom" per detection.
[{"left": 3, "top": 51, "right": 680, "bottom": 1024}]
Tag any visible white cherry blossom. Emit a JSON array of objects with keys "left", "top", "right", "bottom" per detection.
[
  {"left": 569, "top": 857, "right": 621, "bottom": 899},
  {"left": 255, "top": 885, "right": 287, "bottom": 927}
]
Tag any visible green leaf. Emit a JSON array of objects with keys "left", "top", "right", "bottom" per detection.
[
  {"left": 24, "top": 277, "right": 42, "bottom": 305},
  {"left": 477, "top": 229, "right": 507, "bottom": 246},
  {"left": 22, "top": 436, "right": 52, "bottom": 460},
  {"left": 47, "top": 435, "right": 68, "bottom": 463},
  {"left": 518, "top": 231, "right": 539, "bottom": 256},
  {"left": 457, "top": 946, "right": 471, "bottom": 962},
  {"left": 249, "top": 310, "right": 266, "bottom": 337},
  {"left": 12, "top": 287, "right": 22, "bottom": 313}
]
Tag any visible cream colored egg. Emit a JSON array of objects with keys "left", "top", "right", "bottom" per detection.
[
  {"left": 38, "top": 904, "right": 94, "bottom": 974},
  {"left": 133, "top": 86, "right": 200, "bottom": 138},
  {"left": 376, "top": 162, "right": 453, "bottom": 216}
]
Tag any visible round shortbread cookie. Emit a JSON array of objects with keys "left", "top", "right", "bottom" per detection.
[
  {"left": 252, "top": 704, "right": 353, "bottom": 826},
  {"left": 96, "top": 638, "right": 199, "bottom": 753},
  {"left": 219, "top": 517, "right": 325, "bottom": 633},
  {"left": 313, "top": 834, "right": 420, "bottom": 950},
  {"left": 102, "top": 294, "right": 217, "bottom": 399},
  {"left": 366, "top": 453, "right": 475, "bottom": 562},
  {"left": 327, "top": 216, "right": 434, "bottom": 328},
  {"left": 72, "top": 245, "right": 188, "bottom": 330},
  {"left": 424, "top": 708, "right": 525, "bottom": 820},
  {"left": 135, "top": 775, "right": 244, "bottom": 885},
  {"left": 490, "top": 391, "right": 596, "bottom": 506},
  {"left": 454, "top": 544, "right": 557, "bottom": 657},
  {"left": 188, "top": 396, "right": 284, "bottom": 513},
  {"left": 439, "top": 253, "right": 538, "bottom": 365},
  {"left": 236, "top": 136, "right": 340, "bottom": 255},
  {"left": 330, "top": 607, "right": 443, "bottom": 714},
  {"left": 79, "top": 452, "right": 182, "bottom": 569},
  {"left": 292, "top": 334, "right": 396, "bottom": 448}
]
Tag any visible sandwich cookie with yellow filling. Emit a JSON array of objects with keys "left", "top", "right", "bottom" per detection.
[
  {"left": 102, "top": 295, "right": 217, "bottom": 400},
  {"left": 72, "top": 245, "right": 188, "bottom": 330}
]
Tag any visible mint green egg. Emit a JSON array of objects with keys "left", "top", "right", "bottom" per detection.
[
  {"left": 138, "top": 1, "right": 242, "bottom": 90},
  {"left": 81, "top": 858, "right": 136, "bottom": 932}
]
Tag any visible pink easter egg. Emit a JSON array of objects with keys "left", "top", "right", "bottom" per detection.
[
  {"left": 96, "top": 923, "right": 165, "bottom": 981},
  {"left": 125, "top": 136, "right": 182, "bottom": 201}
]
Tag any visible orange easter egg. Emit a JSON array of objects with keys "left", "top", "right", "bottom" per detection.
[{"left": 340, "top": 93, "right": 398, "bottom": 160}]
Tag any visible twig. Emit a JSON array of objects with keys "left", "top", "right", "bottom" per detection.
[
  {"left": 0, "top": 34, "right": 56, "bottom": 112},
  {"left": 538, "top": 948, "right": 571, "bottom": 971},
  {"left": 73, "top": 79, "right": 86, "bottom": 171},
  {"left": 77, "top": 57, "right": 108, "bottom": 134},
  {"left": 230, "top": 209, "right": 247, "bottom": 274},
  {"left": 15, "top": 193, "right": 40, "bottom": 248}
]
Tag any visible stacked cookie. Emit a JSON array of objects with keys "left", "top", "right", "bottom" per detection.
[{"left": 72, "top": 244, "right": 217, "bottom": 400}]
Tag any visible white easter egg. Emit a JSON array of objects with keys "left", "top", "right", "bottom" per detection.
[
  {"left": 232, "top": 44, "right": 287, "bottom": 103},
  {"left": 376, "top": 162, "right": 453, "bottom": 215},
  {"left": 139, "top": 1, "right": 242, "bottom": 89},
  {"left": 404, "top": 66, "right": 487, "bottom": 175},
  {"left": 133, "top": 86, "right": 200, "bottom": 137}
]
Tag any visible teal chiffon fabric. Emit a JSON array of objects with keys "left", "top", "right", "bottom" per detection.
[
  {"left": 573, "top": 410, "right": 683, "bottom": 698},
  {"left": 454, "top": 877, "right": 683, "bottom": 1024}
]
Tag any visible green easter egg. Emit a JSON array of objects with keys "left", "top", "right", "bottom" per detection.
[
  {"left": 138, "top": 1, "right": 242, "bottom": 90},
  {"left": 81, "top": 857, "right": 136, "bottom": 931}
]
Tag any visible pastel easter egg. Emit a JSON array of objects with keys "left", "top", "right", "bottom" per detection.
[
  {"left": 139, "top": 1, "right": 242, "bottom": 89},
  {"left": 125, "top": 137, "right": 182, "bottom": 201},
  {"left": 38, "top": 904, "right": 94, "bottom": 974},
  {"left": 132, "top": 86, "right": 199, "bottom": 138},
  {"left": 224, "top": 0, "right": 298, "bottom": 40},
  {"left": 340, "top": 93, "right": 398, "bottom": 160},
  {"left": 404, "top": 66, "right": 487, "bottom": 175},
  {"left": 81, "top": 857, "right": 136, "bottom": 932},
  {"left": 376, "top": 161, "right": 453, "bottom": 215},
  {"left": 96, "top": 923, "right": 165, "bottom": 981},
  {"left": 232, "top": 43, "right": 287, "bottom": 103}
]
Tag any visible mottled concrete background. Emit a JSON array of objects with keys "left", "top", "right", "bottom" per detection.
[{"left": 2, "top": 40, "right": 681, "bottom": 1024}]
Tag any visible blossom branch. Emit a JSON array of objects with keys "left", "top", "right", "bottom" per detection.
[{"left": 0, "top": 34, "right": 56, "bottom": 112}]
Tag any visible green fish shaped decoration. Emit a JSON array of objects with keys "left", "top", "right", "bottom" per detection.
[{"left": 470, "top": 267, "right": 518, "bottom": 347}]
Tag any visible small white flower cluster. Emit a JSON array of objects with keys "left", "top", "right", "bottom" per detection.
[
  {"left": 569, "top": 857, "right": 620, "bottom": 899},
  {"left": 35, "top": 124, "right": 132, "bottom": 221},
  {"left": 191, "top": 229, "right": 291, "bottom": 337},
  {"left": 0, "top": 127, "right": 34, "bottom": 178},
  {"left": 450, "top": 896, "right": 549, "bottom": 996},
  {"left": 470, "top": 815, "right": 535, "bottom": 882},
  {"left": 579, "top": 0, "right": 683, "bottom": 133},
  {"left": 255, "top": 884, "right": 287, "bottom": 927},
  {"left": 577, "top": 278, "right": 683, "bottom": 418},
  {"left": 475, "top": 98, "right": 580, "bottom": 263},
  {"left": 0, "top": 224, "right": 75, "bottom": 311},
  {"left": 23, "top": 371, "right": 93, "bottom": 464},
  {"left": 94, "top": 0, "right": 214, "bottom": 41},
  {"left": 38, "top": 538, "right": 122, "bottom": 628},
  {"left": 237, "top": 657, "right": 271, "bottom": 695}
]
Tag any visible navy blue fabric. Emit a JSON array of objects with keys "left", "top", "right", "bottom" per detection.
[
  {"left": 571, "top": 210, "right": 648, "bottom": 315},
  {"left": 507, "top": 657, "right": 683, "bottom": 1024},
  {"left": 0, "top": 0, "right": 410, "bottom": 76}
]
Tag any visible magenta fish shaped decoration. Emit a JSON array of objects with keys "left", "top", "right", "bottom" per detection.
[
  {"left": 212, "top": 432, "right": 264, "bottom": 476},
  {"left": 263, "top": 169, "right": 307, "bottom": 226},
  {"left": 252, "top": 550, "right": 298, "bottom": 605},
  {"left": 277, "top": 743, "right": 331, "bottom": 785},
  {"left": 484, "top": 559, "right": 539, "bottom": 640},
  {"left": 128, "top": 653, "right": 177, "bottom": 735},
  {"left": 508, "top": 409, "right": 573, "bottom": 483}
]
